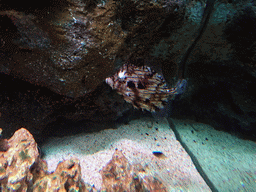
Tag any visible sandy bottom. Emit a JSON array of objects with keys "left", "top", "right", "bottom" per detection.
[
  {"left": 171, "top": 118, "right": 256, "bottom": 192},
  {"left": 41, "top": 117, "right": 210, "bottom": 191}
]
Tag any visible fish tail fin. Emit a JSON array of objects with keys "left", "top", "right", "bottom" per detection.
[{"left": 174, "top": 79, "right": 188, "bottom": 95}]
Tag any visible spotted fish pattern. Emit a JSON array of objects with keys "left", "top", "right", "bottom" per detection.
[{"left": 106, "top": 63, "right": 186, "bottom": 112}]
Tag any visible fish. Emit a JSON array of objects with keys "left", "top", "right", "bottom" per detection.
[{"left": 105, "top": 63, "right": 186, "bottom": 112}]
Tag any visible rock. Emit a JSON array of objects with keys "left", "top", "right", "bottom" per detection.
[
  {"left": 31, "top": 159, "right": 49, "bottom": 182},
  {"left": 0, "top": 74, "right": 71, "bottom": 139},
  {"left": 0, "top": 1, "right": 125, "bottom": 98},
  {"left": 139, "top": 175, "right": 168, "bottom": 192},
  {"left": 101, "top": 149, "right": 167, "bottom": 191},
  {"left": 100, "top": 149, "right": 141, "bottom": 191},
  {"left": 0, "top": 128, "right": 95, "bottom": 191},
  {"left": 0, "top": 74, "right": 132, "bottom": 140},
  {"left": 151, "top": 0, "right": 256, "bottom": 100},
  {"left": 0, "top": 128, "right": 9, "bottom": 152},
  {"left": 168, "top": 1, "right": 256, "bottom": 139},
  {"left": 32, "top": 158, "right": 88, "bottom": 192},
  {"left": 0, "top": 128, "right": 39, "bottom": 191},
  {"left": 0, "top": 0, "right": 185, "bottom": 98}
]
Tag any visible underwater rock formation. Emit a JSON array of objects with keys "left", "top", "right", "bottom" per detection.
[
  {"left": 0, "top": 2, "right": 125, "bottom": 98},
  {"left": 0, "top": 0, "right": 185, "bottom": 98},
  {"left": 168, "top": 1, "right": 256, "bottom": 139},
  {"left": 32, "top": 158, "right": 86, "bottom": 192},
  {"left": 0, "top": 73, "right": 132, "bottom": 140},
  {"left": 101, "top": 149, "right": 167, "bottom": 191},
  {"left": 0, "top": 128, "right": 39, "bottom": 191},
  {"left": 0, "top": 128, "right": 170, "bottom": 191}
]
